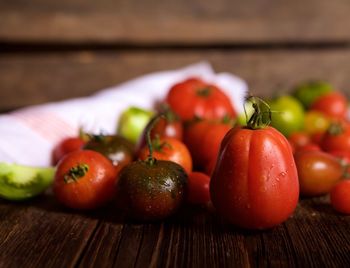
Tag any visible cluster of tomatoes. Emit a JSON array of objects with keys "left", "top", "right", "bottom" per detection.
[
  {"left": 51, "top": 77, "right": 350, "bottom": 229},
  {"left": 279, "top": 82, "right": 350, "bottom": 214}
]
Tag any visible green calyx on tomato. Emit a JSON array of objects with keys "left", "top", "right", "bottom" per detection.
[
  {"left": 245, "top": 97, "right": 272, "bottom": 130},
  {"left": 64, "top": 163, "right": 89, "bottom": 183},
  {"left": 327, "top": 122, "right": 344, "bottom": 136},
  {"left": 196, "top": 87, "right": 212, "bottom": 97},
  {"left": 117, "top": 106, "right": 154, "bottom": 144},
  {"left": 268, "top": 95, "right": 305, "bottom": 137},
  {"left": 293, "top": 81, "right": 333, "bottom": 108}
]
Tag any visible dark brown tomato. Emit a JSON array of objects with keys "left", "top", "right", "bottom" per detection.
[{"left": 116, "top": 160, "right": 187, "bottom": 221}]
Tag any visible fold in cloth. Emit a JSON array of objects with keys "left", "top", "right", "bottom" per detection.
[{"left": 0, "top": 62, "right": 248, "bottom": 166}]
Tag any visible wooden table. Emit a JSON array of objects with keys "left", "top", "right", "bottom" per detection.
[{"left": 1, "top": 1, "right": 350, "bottom": 267}]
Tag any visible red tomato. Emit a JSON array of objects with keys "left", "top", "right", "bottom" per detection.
[
  {"left": 330, "top": 180, "right": 350, "bottom": 214},
  {"left": 52, "top": 137, "right": 85, "bottom": 165},
  {"left": 138, "top": 137, "right": 192, "bottom": 174},
  {"left": 310, "top": 91, "right": 348, "bottom": 119},
  {"left": 184, "top": 119, "right": 232, "bottom": 171},
  {"left": 137, "top": 110, "right": 183, "bottom": 151},
  {"left": 296, "top": 143, "right": 321, "bottom": 153},
  {"left": 166, "top": 78, "right": 236, "bottom": 121},
  {"left": 288, "top": 132, "right": 310, "bottom": 153},
  {"left": 320, "top": 122, "right": 350, "bottom": 153},
  {"left": 187, "top": 172, "right": 210, "bottom": 205},
  {"left": 294, "top": 150, "right": 343, "bottom": 196},
  {"left": 210, "top": 126, "right": 299, "bottom": 229},
  {"left": 53, "top": 150, "right": 117, "bottom": 210}
]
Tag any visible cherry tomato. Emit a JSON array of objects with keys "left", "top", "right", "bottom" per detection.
[
  {"left": 184, "top": 119, "right": 232, "bottom": 172},
  {"left": 320, "top": 122, "right": 350, "bottom": 153},
  {"left": 288, "top": 131, "right": 310, "bottom": 153},
  {"left": 137, "top": 107, "right": 183, "bottom": 151},
  {"left": 83, "top": 134, "right": 134, "bottom": 174},
  {"left": 52, "top": 137, "right": 85, "bottom": 165},
  {"left": 330, "top": 180, "right": 350, "bottom": 214},
  {"left": 138, "top": 137, "right": 192, "bottom": 174},
  {"left": 292, "top": 80, "right": 333, "bottom": 109},
  {"left": 294, "top": 150, "right": 343, "bottom": 196},
  {"left": 310, "top": 91, "right": 348, "bottom": 119},
  {"left": 53, "top": 150, "right": 117, "bottom": 210},
  {"left": 269, "top": 95, "right": 305, "bottom": 137},
  {"left": 166, "top": 78, "right": 236, "bottom": 121},
  {"left": 303, "top": 111, "right": 330, "bottom": 135},
  {"left": 210, "top": 100, "right": 299, "bottom": 230},
  {"left": 187, "top": 172, "right": 210, "bottom": 205},
  {"left": 296, "top": 143, "right": 321, "bottom": 153}
]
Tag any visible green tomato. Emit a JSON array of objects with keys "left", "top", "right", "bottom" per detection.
[
  {"left": 117, "top": 107, "right": 154, "bottom": 144},
  {"left": 269, "top": 95, "right": 305, "bottom": 137},
  {"left": 292, "top": 81, "right": 333, "bottom": 109},
  {"left": 0, "top": 162, "right": 55, "bottom": 201},
  {"left": 237, "top": 99, "right": 255, "bottom": 126}
]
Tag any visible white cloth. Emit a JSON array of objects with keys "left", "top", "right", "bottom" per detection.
[{"left": 0, "top": 62, "right": 248, "bottom": 166}]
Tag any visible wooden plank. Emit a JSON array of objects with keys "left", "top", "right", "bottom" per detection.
[
  {"left": 0, "top": 0, "right": 350, "bottom": 44},
  {"left": 0, "top": 194, "right": 99, "bottom": 267},
  {"left": 1, "top": 49, "right": 350, "bottom": 111}
]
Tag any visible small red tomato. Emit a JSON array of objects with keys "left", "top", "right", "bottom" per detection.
[
  {"left": 320, "top": 122, "right": 350, "bottom": 153},
  {"left": 187, "top": 172, "right": 210, "bottom": 205},
  {"left": 52, "top": 137, "right": 85, "bottom": 165},
  {"left": 288, "top": 132, "right": 311, "bottom": 153},
  {"left": 53, "top": 150, "right": 117, "bottom": 210},
  {"left": 138, "top": 137, "right": 192, "bottom": 174},
  {"left": 294, "top": 150, "right": 343, "bottom": 196},
  {"left": 330, "top": 180, "right": 350, "bottom": 214},
  {"left": 295, "top": 143, "right": 321, "bottom": 153},
  {"left": 184, "top": 119, "right": 232, "bottom": 170},
  {"left": 310, "top": 91, "right": 348, "bottom": 119},
  {"left": 166, "top": 78, "right": 236, "bottom": 121}
]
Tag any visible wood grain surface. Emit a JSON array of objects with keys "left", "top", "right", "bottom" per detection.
[
  {"left": 1, "top": 194, "right": 350, "bottom": 267},
  {"left": 1, "top": 48, "right": 350, "bottom": 111},
  {"left": 1, "top": 0, "right": 350, "bottom": 44}
]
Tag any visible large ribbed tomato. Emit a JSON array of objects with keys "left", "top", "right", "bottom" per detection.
[
  {"left": 165, "top": 78, "right": 236, "bottom": 121},
  {"left": 210, "top": 100, "right": 299, "bottom": 229}
]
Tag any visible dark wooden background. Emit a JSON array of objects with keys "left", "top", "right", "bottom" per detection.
[{"left": 1, "top": 1, "right": 350, "bottom": 267}]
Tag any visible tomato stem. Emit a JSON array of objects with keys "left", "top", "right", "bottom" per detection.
[
  {"left": 64, "top": 163, "right": 89, "bottom": 183},
  {"left": 145, "top": 115, "right": 165, "bottom": 166},
  {"left": 246, "top": 96, "right": 272, "bottom": 130},
  {"left": 327, "top": 122, "right": 344, "bottom": 136},
  {"left": 196, "top": 87, "right": 212, "bottom": 97}
]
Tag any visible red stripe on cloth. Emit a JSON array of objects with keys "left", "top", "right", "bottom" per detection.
[{"left": 11, "top": 111, "right": 77, "bottom": 143}]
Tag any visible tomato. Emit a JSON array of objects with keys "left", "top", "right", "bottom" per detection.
[
  {"left": 310, "top": 91, "right": 348, "bottom": 119},
  {"left": 84, "top": 134, "right": 134, "bottom": 174},
  {"left": 184, "top": 119, "right": 232, "bottom": 172},
  {"left": 296, "top": 143, "right": 321, "bottom": 153},
  {"left": 117, "top": 106, "right": 154, "bottom": 144},
  {"left": 330, "top": 180, "right": 350, "bottom": 214},
  {"left": 210, "top": 100, "right": 299, "bottom": 229},
  {"left": 187, "top": 172, "right": 210, "bottom": 205},
  {"left": 288, "top": 132, "right": 310, "bottom": 153},
  {"left": 294, "top": 150, "right": 343, "bottom": 196},
  {"left": 303, "top": 111, "right": 330, "bottom": 135},
  {"left": 53, "top": 150, "right": 117, "bottom": 210},
  {"left": 117, "top": 159, "right": 187, "bottom": 221},
  {"left": 320, "top": 122, "right": 350, "bottom": 153},
  {"left": 138, "top": 137, "right": 192, "bottom": 174},
  {"left": 137, "top": 107, "right": 184, "bottom": 151},
  {"left": 292, "top": 81, "right": 333, "bottom": 108},
  {"left": 165, "top": 78, "right": 236, "bottom": 121},
  {"left": 269, "top": 95, "right": 305, "bottom": 137},
  {"left": 52, "top": 137, "right": 85, "bottom": 165}
]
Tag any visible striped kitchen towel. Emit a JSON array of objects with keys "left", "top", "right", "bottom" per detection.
[{"left": 0, "top": 62, "right": 247, "bottom": 167}]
